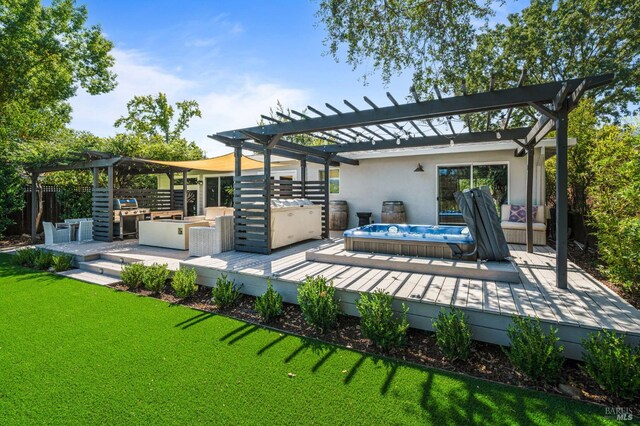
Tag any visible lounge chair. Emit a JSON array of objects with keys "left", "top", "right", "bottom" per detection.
[{"left": 43, "top": 221, "right": 73, "bottom": 245}]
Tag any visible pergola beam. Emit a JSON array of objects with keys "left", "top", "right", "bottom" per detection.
[
  {"left": 218, "top": 75, "right": 612, "bottom": 140},
  {"left": 319, "top": 127, "right": 531, "bottom": 153}
]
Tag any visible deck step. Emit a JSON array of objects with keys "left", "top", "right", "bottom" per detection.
[
  {"left": 305, "top": 248, "right": 520, "bottom": 283},
  {"left": 77, "top": 259, "right": 128, "bottom": 278},
  {"left": 100, "top": 252, "right": 145, "bottom": 265},
  {"left": 56, "top": 269, "right": 122, "bottom": 286}
]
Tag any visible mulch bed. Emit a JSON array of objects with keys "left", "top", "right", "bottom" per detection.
[{"left": 110, "top": 282, "right": 639, "bottom": 412}]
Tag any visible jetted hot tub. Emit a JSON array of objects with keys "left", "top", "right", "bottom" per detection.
[{"left": 343, "top": 224, "right": 476, "bottom": 259}]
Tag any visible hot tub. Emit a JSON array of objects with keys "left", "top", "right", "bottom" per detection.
[{"left": 343, "top": 224, "right": 476, "bottom": 259}]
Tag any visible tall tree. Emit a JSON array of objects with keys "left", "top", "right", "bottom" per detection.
[
  {"left": 114, "top": 93, "right": 202, "bottom": 144},
  {"left": 0, "top": 0, "right": 116, "bottom": 237},
  {"left": 317, "top": 0, "right": 640, "bottom": 125}
]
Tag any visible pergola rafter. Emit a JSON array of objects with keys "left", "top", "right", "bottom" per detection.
[{"left": 209, "top": 73, "right": 614, "bottom": 285}]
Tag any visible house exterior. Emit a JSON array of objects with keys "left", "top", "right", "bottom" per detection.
[{"left": 158, "top": 138, "right": 572, "bottom": 228}]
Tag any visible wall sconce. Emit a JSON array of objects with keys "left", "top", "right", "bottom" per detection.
[
  {"left": 414, "top": 163, "right": 424, "bottom": 172},
  {"left": 197, "top": 180, "right": 203, "bottom": 185}
]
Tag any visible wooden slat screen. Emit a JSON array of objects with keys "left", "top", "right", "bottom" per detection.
[
  {"left": 233, "top": 175, "right": 269, "bottom": 254},
  {"left": 92, "top": 188, "right": 111, "bottom": 241}
]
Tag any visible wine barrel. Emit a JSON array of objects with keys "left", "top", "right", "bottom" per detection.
[
  {"left": 381, "top": 201, "right": 406, "bottom": 223},
  {"left": 329, "top": 200, "right": 349, "bottom": 230}
]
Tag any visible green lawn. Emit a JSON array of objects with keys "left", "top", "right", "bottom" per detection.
[{"left": 0, "top": 254, "right": 612, "bottom": 425}]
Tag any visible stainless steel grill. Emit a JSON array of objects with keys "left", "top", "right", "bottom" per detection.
[{"left": 113, "top": 198, "right": 150, "bottom": 239}]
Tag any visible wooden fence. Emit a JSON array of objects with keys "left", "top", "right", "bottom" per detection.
[{"left": 6, "top": 185, "right": 92, "bottom": 236}]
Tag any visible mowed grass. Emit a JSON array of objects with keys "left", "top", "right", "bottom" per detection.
[{"left": 0, "top": 254, "right": 612, "bottom": 425}]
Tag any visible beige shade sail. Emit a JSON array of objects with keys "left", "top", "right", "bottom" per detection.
[{"left": 145, "top": 152, "right": 264, "bottom": 172}]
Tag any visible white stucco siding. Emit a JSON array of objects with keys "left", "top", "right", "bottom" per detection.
[{"left": 331, "top": 149, "right": 541, "bottom": 229}]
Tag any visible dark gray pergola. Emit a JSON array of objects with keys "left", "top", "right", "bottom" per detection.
[
  {"left": 28, "top": 152, "right": 193, "bottom": 243},
  {"left": 209, "top": 72, "right": 614, "bottom": 289}
]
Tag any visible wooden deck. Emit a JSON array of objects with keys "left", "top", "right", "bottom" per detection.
[
  {"left": 183, "top": 239, "right": 640, "bottom": 360},
  {"left": 35, "top": 237, "right": 640, "bottom": 360}
]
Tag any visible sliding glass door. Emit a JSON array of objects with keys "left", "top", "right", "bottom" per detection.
[{"left": 437, "top": 164, "right": 508, "bottom": 225}]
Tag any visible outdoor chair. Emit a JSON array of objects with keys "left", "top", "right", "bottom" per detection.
[
  {"left": 77, "top": 220, "right": 94, "bottom": 242},
  {"left": 43, "top": 221, "right": 73, "bottom": 245},
  {"left": 500, "top": 204, "right": 547, "bottom": 245},
  {"left": 189, "top": 216, "right": 234, "bottom": 256}
]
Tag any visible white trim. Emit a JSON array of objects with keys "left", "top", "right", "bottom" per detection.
[{"left": 434, "top": 161, "right": 510, "bottom": 224}]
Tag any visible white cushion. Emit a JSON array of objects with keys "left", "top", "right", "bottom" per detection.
[{"left": 501, "top": 221, "right": 546, "bottom": 231}]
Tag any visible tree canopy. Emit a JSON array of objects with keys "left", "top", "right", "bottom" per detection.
[
  {"left": 114, "top": 92, "right": 202, "bottom": 144},
  {"left": 317, "top": 0, "right": 640, "bottom": 124}
]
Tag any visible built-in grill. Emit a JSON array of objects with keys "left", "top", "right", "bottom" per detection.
[{"left": 113, "top": 198, "right": 150, "bottom": 239}]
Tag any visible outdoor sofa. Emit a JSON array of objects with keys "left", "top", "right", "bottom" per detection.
[{"left": 500, "top": 204, "right": 547, "bottom": 246}]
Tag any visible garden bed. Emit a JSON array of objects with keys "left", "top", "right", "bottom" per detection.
[{"left": 110, "top": 282, "right": 640, "bottom": 412}]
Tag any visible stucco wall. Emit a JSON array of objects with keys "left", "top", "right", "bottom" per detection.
[
  {"left": 156, "top": 149, "right": 543, "bottom": 227},
  {"left": 330, "top": 149, "right": 542, "bottom": 229}
]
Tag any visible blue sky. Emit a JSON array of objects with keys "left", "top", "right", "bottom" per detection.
[{"left": 70, "top": 1, "right": 524, "bottom": 156}]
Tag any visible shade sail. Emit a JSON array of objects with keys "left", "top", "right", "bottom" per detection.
[{"left": 145, "top": 152, "right": 263, "bottom": 172}]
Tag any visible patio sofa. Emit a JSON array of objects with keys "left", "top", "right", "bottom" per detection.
[
  {"left": 185, "top": 207, "right": 234, "bottom": 226},
  {"left": 500, "top": 204, "right": 546, "bottom": 246},
  {"left": 189, "top": 216, "right": 234, "bottom": 256}
]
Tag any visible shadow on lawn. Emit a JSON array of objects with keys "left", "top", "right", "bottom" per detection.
[
  {"left": 412, "top": 367, "right": 604, "bottom": 425},
  {"left": 174, "top": 311, "right": 215, "bottom": 329}
]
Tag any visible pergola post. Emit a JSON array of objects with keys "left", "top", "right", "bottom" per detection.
[
  {"left": 264, "top": 148, "right": 272, "bottom": 254},
  {"left": 182, "top": 170, "right": 188, "bottom": 217},
  {"left": 526, "top": 147, "right": 535, "bottom": 253},
  {"left": 555, "top": 103, "right": 569, "bottom": 289},
  {"left": 92, "top": 167, "right": 99, "bottom": 188},
  {"left": 234, "top": 146, "right": 242, "bottom": 178},
  {"left": 323, "top": 161, "right": 330, "bottom": 238},
  {"left": 30, "top": 172, "right": 38, "bottom": 243},
  {"left": 168, "top": 171, "right": 175, "bottom": 210},
  {"left": 107, "top": 165, "right": 114, "bottom": 242},
  {"left": 300, "top": 159, "right": 307, "bottom": 198}
]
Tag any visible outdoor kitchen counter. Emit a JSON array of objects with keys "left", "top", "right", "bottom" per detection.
[{"left": 139, "top": 219, "right": 209, "bottom": 250}]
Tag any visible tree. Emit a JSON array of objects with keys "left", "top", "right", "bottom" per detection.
[
  {"left": 114, "top": 93, "right": 202, "bottom": 144},
  {"left": 0, "top": 0, "right": 116, "bottom": 237},
  {"left": 317, "top": 0, "right": 640, "bottom": 125}
]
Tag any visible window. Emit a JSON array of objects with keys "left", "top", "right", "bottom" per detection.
[
  {"left": 319, "top": 168, "right": 340, "bottom": 194},
  {"left": 205, "top": 176, "right": 234, "bottom": 207},
  {"left": 174, "top": 177, "right": 199, "bottom": 186},
  {"left": 437, "top": 164, "right": 508, "bottom": 225}
]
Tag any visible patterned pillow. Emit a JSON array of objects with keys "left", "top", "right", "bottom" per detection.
[{"left": 508, "top": 205, "right": 538, "bottom": 223}]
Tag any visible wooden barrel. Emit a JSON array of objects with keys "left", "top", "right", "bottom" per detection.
[
  {"left": 381, "top": 201, "right": 406, "bottom": 223},
  {"left": 329, "top": 200, "right": 349, "bottom": 230}
]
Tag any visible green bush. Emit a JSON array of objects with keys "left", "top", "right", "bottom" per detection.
[
  {"left": 211, "top": 274, "right": 241, "bottom": 309},
  {"left": 172, "top": 267, "right": 198, "bottom": 299},
  {"left": 12, "top": 247, "right": 39, "bottom": 268},
  {"left": 297, "top": 276, "right": 340, "bottom": 333},
  {"left": 588, "top": 125, "right": 640, "bottom": 292},
  {"left": 254, "top": 280, "right": 283, "bottom": 323},
  {"left": 52, "top": 254, "right": 73, "bottom": 272},
  {"left": 33, "top": 250, "right": 53, "bottom": 270},
  {"left": 582, "top": 330, "right": 640, "bottom": 400},
  {"left": 432, "top": 307, "right": 472, "bottom": 361},
  {"left": 121, "top": 263, "right": 146, "bottom": 290},
  {"left": 143, "top": 263, "right": 170, "bottom": 293},
  {"left": 504, "top": 316, "right": 564, "bottom": 383},
  {"left": 356, "top": 290, "right": 408, "bottom": 351}
]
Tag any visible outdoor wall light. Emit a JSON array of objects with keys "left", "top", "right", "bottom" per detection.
[
  {"left": 496, "top": 131, "right": 502, "bottom": 139},
  {"left": 449, "top": 139, "right": 455, "bottom": 147},
  {"left": 414, "top": 163, "right": 424, "bottom": 172},
  {"left": 396, "top": 137, "right": 401, "bottom": 145},
  {"left": 197, "top": 180, "right": 203, "bottom": 185}
]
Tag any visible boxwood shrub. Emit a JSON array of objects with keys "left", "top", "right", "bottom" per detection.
[
  {"left": 254, "top": 280, "right": 283, "bottom": 323},
  {"left": 121, "top": 263, "right": 146, "bottom": 290},
  {"left": 582, "top": 330, "right": 640, "bottom": 400},
  {"left": 143, "top": 263, "right": 170, "bottom": 293},
  {"left": 432, "top": 307, "right": 472, "bottom": 361},
  {"left": 297, "top": 275, "right": 339, "bottom": 333},
  {"left": 211, "top": 274, "right": 241, "bottom": 309},
  {"left": 504, "top": 316, "right": 564, "bottom": 383},
  {"left": 171, "top": 267, "right": 198, "bottom": 299},
  {"left": 356, "top": 290, "right": 409, "bottom": 351}
]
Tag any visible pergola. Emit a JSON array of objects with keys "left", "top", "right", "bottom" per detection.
[
  {"left": 209, "top": 72, "right": 614, "bottom": 289},
  {"left": 28, "top": 152, "right": 264, "bottom": 243}
]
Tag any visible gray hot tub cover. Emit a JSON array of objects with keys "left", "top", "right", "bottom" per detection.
[{"left": 454, "top": 187, "right": 511, "bottom": 261}]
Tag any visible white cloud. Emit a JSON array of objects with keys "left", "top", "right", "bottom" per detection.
[{"left": 68, "top": 48, "right": 310, "bottom": 157}]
